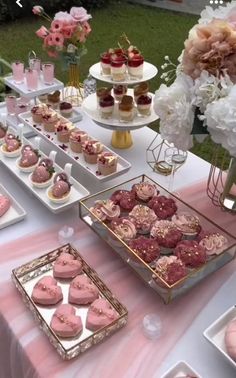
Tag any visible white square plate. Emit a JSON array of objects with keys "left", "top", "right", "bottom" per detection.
[
  {"left": 0, "top": 183, "right": 26, "bottom": 229},
  {"left": 204, "top": 305, "right": 236, "bottom": 370},
  {"left": 160, "top": 360, "right": 201, "bottom": 378}
]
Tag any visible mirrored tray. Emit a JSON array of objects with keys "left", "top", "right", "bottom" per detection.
[
  {"left": 12, "top": 243, "right": 128, "bottom": 360},
  {"left": 18, "top": 111, "right": 131, "bottom": 182},
  {"left": 89, "top": 61, "right": 158, "bottom": 85},
  {"left": 79, "top": 174, "right": 236, "bottom": 304}
]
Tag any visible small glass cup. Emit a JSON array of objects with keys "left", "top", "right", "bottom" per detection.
[
  {"left": 25, "top": 68, "right": 38, "bottom": 91},
  {"left": 6, "top": 95, "right": 17, "bottom": 115},
  {"left": 29, "top": 58, "right": 41, "bottom": 74},
  {"left": 12, "top": 61, "right": 24, "bottom": 84},
  {"left": 110, "top": 55, "right": 127, "bottom": 82},
  {"left": 42, "top": 62, "right": 55, "bottom": 85}
]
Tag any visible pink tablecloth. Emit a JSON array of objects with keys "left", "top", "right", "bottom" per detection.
[{"left": 0, "top": 181, "right": 235, "bottom": 378}]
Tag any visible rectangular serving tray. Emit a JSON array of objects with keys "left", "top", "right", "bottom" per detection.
[
  {"left": 12, "top": 243, "right": 128, "bottom": 360},
  {"left": 18, "top": 111, "right": 131, "bottom": 182},
  {"left": 79, "top": 174, "right": 236, "bottom": 304},
  {"left": 160, "top": 360, "right": 202, "bottom": 378},
  {"left": 0, "top": 135, "right": 89, "bottom": 214},
  {"left": 0, "top": 101, "right": 35, "bottom": 138},
  {"left": 0, "top": 183, "right": 26, "bottom": 230}
]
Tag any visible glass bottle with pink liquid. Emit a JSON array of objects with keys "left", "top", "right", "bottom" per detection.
[
  {"left": 12, "top": 61, "right": 24, "bottom": 84},
  {"left": 6, "top": 95, "right": 17, "bottom": 115},
  {"left": 25, "top": 68, "right": 38, "bottom": 91},
  {"left": 42, "top": 62, "right": 54, "bottom": 85}
]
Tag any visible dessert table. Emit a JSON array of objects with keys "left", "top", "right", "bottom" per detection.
[{"left": 0, "top": 114, "right": 235, "bottom": 378}]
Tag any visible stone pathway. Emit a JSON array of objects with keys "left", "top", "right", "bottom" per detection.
[{"left": 128, "top": 0, "right": 218, "bottom": 15}]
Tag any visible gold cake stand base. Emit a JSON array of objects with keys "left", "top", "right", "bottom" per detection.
[{"left": 111, "top": 130, "right": 133, "bottom": 149}]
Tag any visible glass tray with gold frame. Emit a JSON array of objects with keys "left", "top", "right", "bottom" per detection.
[
  {"left": 79, "top": 174, "right": 236, "bottom": 304},
  {"left": 12, "top": 244, "right": 128, "bottom": 360}
]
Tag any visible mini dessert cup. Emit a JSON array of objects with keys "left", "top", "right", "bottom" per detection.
[
  {"left": 134, "top": 81, "right": 149, "bottom": 103},
  {"left": 113, "top": 84, "right": 127, "bottom": 102},
  {"left": 137, "top": 94, "right": 152, "bottom": 116},
  {"left": 96, "top": 87, "right": 112, "bottom": 106},
  {"left": 99, "top": 94, "right": 114, "bottom": 119},
  {"left": 97, "top": 151, "right": 118, "bottom": 176},
  {"left": 127, "top": 54, "right": 144, "bottom": 78},
  {"left": 43, "top": 111, "right": 59, "bottom": 132},
  {"left": 69, "top": 129, "right": 88, "bottom": 153},
  {"left": 100, "top": 52, "right": 111, "bottom": 75},
  {"left": 16, "top": 145, "right": 40, "bottom": 173},
  {"left": 59, "top": 102, "right": 73, "bottom": 118},
  {"left": 47, "top": 172, "right": 71, "bottom": 204},
  {"left": 110, "top": 54, "right": 127, "bottom": 82},
  {"left": 82, "top": 140, "right": 103, "bottom": 164},
  {"left": 1, "top": 134, "right": 22, "bottom": 158},
  {"left": 119, "top": 95, "right": 135, "bottom": 122},
  {"left": 47, "top": 90, "right": 60, "bottom": 109},
  {"left": 31, "top": 104, "right": 48, "bottom": 124},
  {"left": 56, "top": 122, "right": 71, "bottom": 143}
]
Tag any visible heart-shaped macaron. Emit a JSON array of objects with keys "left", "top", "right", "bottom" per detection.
[
  {"left": 0, "top": 195, "right": 10, "bottom": 217},
  {"left": 31, "top": 276, "right": 63, "bottom": 305},
  {"left": 53, "top": 252, "right": 83, "bottom": 279},
  {"left": 86, "top": 298, "right": 118, "bottom": 331},
  {"left": 68, "top": 275, "right": 99, "bottom": 305},
  {"left": 50, "top": 303, "right": 83, "bottom": 338}
]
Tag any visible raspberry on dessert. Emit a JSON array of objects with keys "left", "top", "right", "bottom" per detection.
[
  {"left": 99, "top": 94, "right": 114, "bottom": 108},
  {"left": 148, "top": 195, "right": 177, "bottom": 219},
  {"left": 174, "top": 240, "right": 207, "bottom": 267},
  {"left": 128, "top": 236, "right": 160, "bottom": 263}
]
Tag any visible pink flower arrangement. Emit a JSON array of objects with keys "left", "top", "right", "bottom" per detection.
[{"left": 33, "top": 6, "right": 92, "bottom": 63}]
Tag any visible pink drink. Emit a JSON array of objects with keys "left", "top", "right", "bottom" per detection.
[
  {"left": 25, "top": 68, "right": 38, "bottom": 91},
  {"left": 30, "top": 58, "right": 41, "bottom": 74},
  {"left": 12, "top": 61, "right": 24, "bottom": 84},
  {"left": 42, "top": 62, "right": 54, "bottom": 85},
  {"left": 6, "top": 95, "right": 17, "bottom": 115}
]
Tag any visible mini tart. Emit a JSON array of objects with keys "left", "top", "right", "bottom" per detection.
[
  {"left": 148, "top": 195, "right": 177, "bottom": 219},
  {"left": 128, "top": 236, "right": 160, "bottom": 263},
  {"left": 69, "top": 129, "right": 88, "bottom": 153},
  {"left": 172, "top": 212, "right": 201, "bottom": 238},
  {"left": 47, "top": 172, "right": 71, "bottom": 204},
  {"left": 129, "top": 204, "right": 157, "bottom": 234},
  {"left": 174, "top": 240, "right": 207, "bottom": 268},
  {"left": 30, "top": 159, "right": 55, "bottom": 188},
  {"left": 132, "top": 181, "right": 158, "bottom": 202},
  {"left": 97, "top": 151, "right": 118, "bottom": 176},
  {"left": 150, "top": 220, "right": 183, "bottom": 250},
  {"left": 153, "top": 255, "right": 187, "bottom": 286},
  {"left": 17, "top": 146, "right": 40, "bottom": 173},
  {"left": 119, "top": 95, "right": 134, "bottom": 122},
  {"left": 110, "top": 217, "right": 137, "bottom": 242},
  {"left": 82, "top": 140, "right": 103, "bottom": 164},
  {"left": 199, "top": 232, "right": 228, "bottom": 256},
  {"left": 59, "top": 102, "right": 73, "bottom": 118},
  {"left": 110, "top": 190, "right": 137, "bottom": 212}
]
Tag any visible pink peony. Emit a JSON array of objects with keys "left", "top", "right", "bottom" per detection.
[
  {"left": 32, "top": 5, "right": 43, "bottom": 15},
  {"left": 182, "top": 19, "right": 236, "bottom": 83},
  {"left": 70, "top": 7, "right": 92, "bottom": 23},
  {"left": 36, "top": 26, "right": 49, "bottom": 39},
  {"left": 51, "top": 32, "right": 64, "bottom": 47},
  {"left": 82, "top": 21, "right": 91, "bottom": 36},
  {"left": 62, "top": 24, "right": 77, "bottom": 39},
  {"left": 44, "top": 34, "right": 54, "bottom": 47},
  {"left": 51, "top": 19, "right": 63, "bottom": 33},
  {"left": 54, "top": 11, "right": 74, "bottom": 24}
]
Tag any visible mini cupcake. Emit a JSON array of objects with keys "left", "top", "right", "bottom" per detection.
[
  {"left": 148, "top": 195, "right": 177, "bottom": 219},
  {"left": 96, "top": 87, "right": 111, "bottom": 105},
  {"left": 129, "top": 204, "right": 157, "bottom": 234},
  {"left": 47, "top": 90, "right": 60, "bottom": 109},
  {"left": 132, "top": 181, "right": 158, "bottom": 202},
  {"left": 172, "top": 212, "right": 201, "bottom": 239},
  {"left": 174, "top": 240, "right": 207, "bottom": 268},
  {"left": 150, "top": 220, "right": 183, "bottom": 253},
  {"left": 113, "top": 84, "right": 127, "bottom": 101},
  {"left": 59, "top": 102, "right": 73, "bottom": 118},
  {"left": 137, "top": 94, "right": 152, "bottom": 116},
  {"left": 153, "top": 255, "right": 187, "bottom": 286},
  {"left": 56, "top": 121, "right": 71, "bottom": 143},
  {"left": 1, "top": 134, "right": 22, "bottom": 157},
  {"left": 110, "top": 190, "right": 137, "bottom": 213},
  {"left": 47, "top": 172, "right": 71, "bottom": 203},
  {"left": 119, "top": 95, "right": 134, "bottom": 122},
  {"left": 17, "top": 145, "right": 40, "bottom": 172},
  {"left": 0, "top": 123, "right": 7, "bottom": 143},
  {"left": 90, "top": 199, "right": 120, "bottom": 222},
  {"left": 82, "top": 140, "right": 103, "bottom": 164},
  {"left": 199, "top": 232, "right": 228, "bottom": 256},
  {"left": 133, "top": 82, "right": 149, "bottom": 102},
  {"left": 128, "top": 236, "right": 160, "bottom": 264},
  {"left": 110, "top": 217, "right": 137, "bottom": 242},
  {"left": 30, "top": 158, "right": 55, "bottom": 188},
  {"left": 31, "top": 104, "right": 48, "bottom": 123},
  {"left": 97, "top": 151, "right": 118, "bottom": 176},
  {"left": 69, "top": 129, "right": 88, "bottom": 153},
  {"left": 99, "top": 94, "right": 114, "bottom": 119},
  {"left": 42, "top": 110, "right": 59, "bottom": 133}
]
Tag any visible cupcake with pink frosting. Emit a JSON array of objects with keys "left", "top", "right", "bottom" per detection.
[
  {"left": 129, "top": 204, "right": 157, "bottom": 234},
  {"left": 128, "top": 236, "right": 160, "bottom": 264},
  {"left": 110, "top": 190, "right": 137, "bottom": 213},
  {"left": 148, "top": 195, "right": 177, "bottom": 219},
  {"left": 110, "top": 217, "right": 137, "bottom": 242},
  {"left": 199, "top": 232, "right": 228, "bottom": 256},
  {"left": 172, "top": 212, "right": 201, "bottom": 239},
  {"left": 132, "top": 181, "right": 159, "bottom": 202},
  {"left": 90, "top": 199, "right": 120, "bottom": 223},
  {"left": 150, "top": 220, "right": 183, "bottom": 254},
  {"left": 174, "top": 240, "right": 207, "bottom": 268},
  {"left": 153, "top": 255, "right": 187, "bottom": 286}
]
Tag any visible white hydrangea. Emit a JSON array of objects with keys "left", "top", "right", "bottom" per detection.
[{"left": 199, "top": 1, "right": 236, "bottom": 24}]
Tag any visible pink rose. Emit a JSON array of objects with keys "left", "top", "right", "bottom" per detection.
[
  {"left": 82, "top": 21, "right": 91, "bottom": 36},
  {"left": 70, "top": 7, "right": 92, "bottom": 23},
  {"left": 36, "top": 26, "right": 49, "bottom": 39},
  {"left": 44, "top": 34, "right": 54, "bottom": 47},
  {"left": 51, "top": 32, "right": 64, "bottom": 47},
  {"left": 51, "top": 19, "right": 63, "bottom": 33},
  {"left": 32, "top": 5, "right": 43, "bottom": 15},
  {"left": 54, "top": 11, "right": 74, "bottom": 24},
  {"left": 62, "top": 24, "right": 76, "bottom": 39}
]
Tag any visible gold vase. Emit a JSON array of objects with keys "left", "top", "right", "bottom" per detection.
[{"left": 64, "top": 63, "right": 83, "bottom": 106}]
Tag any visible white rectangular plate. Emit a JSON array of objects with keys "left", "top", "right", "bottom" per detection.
[
  {"left": 0, "top": 183, "right": 26, "bottom": 230},
  {"left": 160, "top": 360, "right": 202, "bottom": 378},
  {"left": 0, "top": 136, "right": 90, "bottom": 214},
  {"left": 18, "top": 111, "right": 131, "bottom": 182},
  {"left": 4, "top": 74, "right": 64, "bottom": 98},
  {"left": 204, "top": 306, "right": 236, "bottom": 370}
]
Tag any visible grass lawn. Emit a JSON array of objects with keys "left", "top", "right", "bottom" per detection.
[{"left": 0, "top": 1, "right": 222, "bottom": 164}]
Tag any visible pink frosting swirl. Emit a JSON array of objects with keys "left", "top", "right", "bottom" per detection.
[
  {"left": 172, "top": 212, "right": 201, "bottom": 235},
  {"left": 199, "top": 233, "right": 228, "bottom": 255},
  {"left": 90, "top": 205, "right": 107, "bottom": 222},
  {"left": 129, "top": 205, "right": 157, "bottom": 233},
  {"left": 111, "top": 217, "right": 137, "bottom": 241},
  {"left": 94, "top": 199, "right": 120, "bottom": 221},
  {"left": 132, "top": 181, "right": 158, "bottom": 202}
]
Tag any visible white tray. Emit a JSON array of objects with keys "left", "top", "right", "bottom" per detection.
[
  {"left": 89, "top": 61, "right": 158, "bottom": 85},
  {"left": 18, "top": 112, "right": 131, "bottom": 182},
  {"left": 160, "top": 360, "right": 202, "bottom": 378},
  {"left": 4, "top": 74, "right": 64, "bottom": 99},
  {"left": 0, "top": 102, "right": 35, "bottom": 137},
  {"left": 0, "top": 136, "right": 90, "bottom": 214},
  {"left": 82, "top": 90, "right": 158, "bottom": 131},
  {"left": 36, "top": 100, "right": 83, "bottom": 124},
  {"left": 204, "top": 305, "right": 236, "bottom": 370},
  {"left": 0, "top": 183, "right": 26, "bottom": 230}
]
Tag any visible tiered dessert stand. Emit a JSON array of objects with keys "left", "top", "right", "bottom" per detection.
[{"left": 82, "top": 61, "right": 158, "bottom": 149}]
